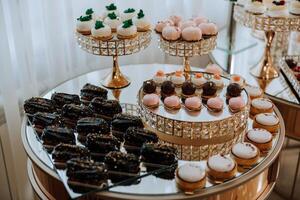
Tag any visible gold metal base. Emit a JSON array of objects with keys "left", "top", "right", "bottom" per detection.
[
  {"left": 250, "top": 31, "right": 279, "bottom": 80},
  {"left": 183, "top": 57, "right": 191, "bottom": 73},
  {"left": 101, "top": 56, "right": 130, "bottom": 89}
]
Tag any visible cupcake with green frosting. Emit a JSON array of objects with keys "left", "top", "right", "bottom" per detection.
[
  {"left": 76, "top": 15, "right": 93, "bottom": 35},
  {"left": 103, "top": 3, "right": 119, "bottom": 17},
  {"left": 121, "top": 8, "right": 136, "bottom": 21},
  {"left": 134, "top": 9, "right": 151, "bottom": 31},
  {"left": 104, "top": 12, "right": 121, "bottom": 32},
  {"left": 91, "top": 20, "right": 112, "bottom": 40},
  {"left": 117, "top": 19, "right": 137, "bottom": 39}
]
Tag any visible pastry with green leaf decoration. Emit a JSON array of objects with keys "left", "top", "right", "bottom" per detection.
[
  {"left": 85, "top": 8, "right": 95, "bottom": 19},
  {"left": 121, "top": 8, "right": 136, "bottom": 21},
  {"left": 117, "top": 19, "right": 137, "bottom": 39},
  {"left": 134, "top": 9, "right": 151, "bottom": 31},
  {"left": 104, "top": 12, "right": 121, "bottom": 32},
  {"left": 104, "top": 3, "right": 119, "bottom": 17},
  {"left": 91, "top": 20, "right": 112, "bottom": 40},
  {"left": 76, "top": 15, "right": 93, "bottom": 35}
]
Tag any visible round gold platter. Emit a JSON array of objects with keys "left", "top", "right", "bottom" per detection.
[{"left": 21, "top": 65, "right": 285, "bottom": 200}]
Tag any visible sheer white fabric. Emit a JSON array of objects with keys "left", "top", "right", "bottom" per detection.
[{"left": 0, "top": 0, "right": 229, "bottom": 199}]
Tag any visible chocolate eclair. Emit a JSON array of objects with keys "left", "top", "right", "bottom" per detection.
[
  {"left": 41, "top": 126, "right": 75, "bottom": 151},
  {"left": 51, "top": 92, "right": 80, "bottom": 109},
  {"left": 226, "top": 83, "right": 242, "bottom": 100},
  {"left": 32, "top": 112, "right": 60, "bottom": 136},
  {"left": 76, "top": 117, "right": 110, "bottom": 143},
  {"left": 141, "top": 143, "right": 178, "bottom": 179},
  {"left": 160, "top": 81, "right": 176, "bottom": 101},
  {"left": 24, "top": 97, "right": 56, "bottom": 115},
  {"left": 111, "top": 114, "right": 144, "bottom": 140},
  {"left": 66, "top": 158, "right": 108, "bottom": 191},
  {"left": 61, "top": 104, "right": 93, "bottom": 128},
  {"left": 80, "top": 83, "right": 108, "bottom": 104},
  {"left": 124, "top": 127, "right": 159, "bottom": 155},
  {"left": 143, "top": 80, "right": 157, "bottom": 94},
  {"left": 141, "top": 143, "right": 178, "bottom": 166},
  {"left": 201, "top": 81, "right": 217, "bottom": 102},
  {"left": 86, "top": 133, "right": 120, "bottom": 161},
  {"left": 89, "top": 98, "right": 122, "bottom": 120},
  {"left": 52, "top": 143, "right": 90, "bottom": 169},
  {"left": 104, "top": 151, "right": 140, "bottom": 183}
]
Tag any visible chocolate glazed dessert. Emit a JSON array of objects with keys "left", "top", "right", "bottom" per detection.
[
  {"left": 181, "top": 81, "right": 196, "bottom": 103},
  {"left": 160, "top": 80, "right": 176, "bottom": 101},
  {"left": 32, "top": 112, "right": 60, "bottom": 136},
  {"left": 61, "top": 104, "right": 93, "bottom": 128},
  {"left": 51, "top": 92, "right": 81, "bottom": 110},
  {"left": 89, "top": 97, "right": 122, "bottom": 120},
  {"left": 24, "top": 97, "right": 56, "bottom": 122},
  {"left": 80, "top": 83, "right": 108, "bottom": 104}
]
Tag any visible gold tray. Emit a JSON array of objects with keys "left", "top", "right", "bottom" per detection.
[{"left": 137, "top": 71, "right": 250, "bottom": 160}]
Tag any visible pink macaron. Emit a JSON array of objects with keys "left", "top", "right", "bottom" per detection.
[
  {"left": 198, "top": 23, "right": 218, "bottom": 37},
  {"left": 185, "top": 96, "right": 202, "bottom": 111},
  {"left": 179, "top": 20, "right": 196, "bottom": 30},
  {"left": 155, "top": 20, "right": 174, "bottom": 33},
  {"left": 162, "top": 26, "right": 181, "bottom": 41},
  {"left": 193, "top": 16, "right": 208, "bottom": 25},
  {"left": 143, "top": 93, "right": 160, "bottom": 108},
  {"left": 207, "top": 97, "right": 224, "bottom": 112},
  {"left": 182, "top": 26, "right": 202, "bottom": 41},
  {"left": 164, "top": 95, "right": 181, "bottom": 110},
  {"left": 229, "top": 96, "right": 245, "bottom": 112}
]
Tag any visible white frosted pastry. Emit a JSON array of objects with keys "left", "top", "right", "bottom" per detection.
[
  {"left": 230, "top": 75, "right": 245, "bottom": 87},
  {"left": 170, "top": 71, "right": 185, "bottom": 86},
  {"left": 153, "top": 70, "right": 167, "bottom": 85},
  {"left": 245, "top": 1, "right": 266, "bottom": 14},
  {"left": 91, "top": 21, "right": 112, "bottom": 40},
  {"left": 267, "top": 1, "right": 288, "bottom": 17},
  {"left": 121, "top": 8, "right": 136, "bottom": 21},
  {"left": 247, "top": 129, "right": 272, "bottom": 143},
  {"left": 207, "top": 154, "right": 235, "bottom": 172},
  {"left": 232, "top": 142, "right": 258, "bottom": 159},
  {"left": 212, "top": 74, "right": 223, "bottom": 88},
  {"left": 103, "top": 3, "right": 119, "bottom": 17},
  {"left": 117, "top": 19, "right": 137, "bottom": 38},
  {"left": 191, "top": 73, "right": 206, "bottom": 87},
  {"left": 178, "top": 164, "right": 205, "bottom": 182},
  {"left": 76, "top": 15, "right": 93, "bottom": 34},
  {"left": 289, "top": 0, "right": 300, "bottom": 15},
  {"left": 134, "top": 9, "right": 151, "bottom": 31},
  {"left": 251, "top": 98, "right": 273, "bottom": 110},
  {"left": 245, "top": 85, "right": 263, "bottom": 99},
  {"left": 263, "top": 0, "right": 274, "bottom": 8},
  {"left": 104, "top": 12, "right": 121, "bottom": 31},
  {"left": 255, "top": 113, "right": 279, "bottom": 126}
]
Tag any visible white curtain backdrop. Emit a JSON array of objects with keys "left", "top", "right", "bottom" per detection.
[{"left": 0, "top": 0, "right": 230, "bottom": 199}]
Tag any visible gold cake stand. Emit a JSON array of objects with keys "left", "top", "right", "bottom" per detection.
[
  {"left": 75, "top": 31, "right": 151, "bottom": 89},
  {"left": 234, "top": 5, "right": 300, "bottom": 80},
  {"left": 157, "top": 34, "right": 217, "bottom": 73}
]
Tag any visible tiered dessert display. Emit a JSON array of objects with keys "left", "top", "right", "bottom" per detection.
[
  {"left": 279, "top": 56, "right": 300, "bottom": 100},
  {"left": 234, "top": 0, "right": 300, "bottom": 80},
  {"left": 76, "top": 5, "right": 152, "bottom": 89},
  {"left": 155, "top": 15, "right": 218, "bottom": 72},
  {"left": 22, "top": 64, "right": 285, "bottom": 199}
]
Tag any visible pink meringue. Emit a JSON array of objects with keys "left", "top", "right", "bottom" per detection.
[
  {"left": 155, "top": 20, "right": 174, "bottom": 33},
  {"left": 162, "top": 26, "right": 181, "bottom": 41},
  {"left": 205, "top": 63, "right": 223, "bottom": 75},
  {"left": 182, "top": 26, "right": 202, "bottom": 41},
  {"left": 169, "top": 15, "right": 182, "bottom": 26},
  {"left": 207, "top": 97, "right": 224, "bottom": 112},
  {"left": 143, "top": 94, "right": 160, "bottom": 108},
  {"left": 193, "top": 16, "right": 208, "bottom": 25},
  {"left": 164, "top": 95, "right": 181, "bottom": 109},
  {"left": 179, "top": 20, "right": 196, "bottom": 30},
  {"left": 198, "top": 23, "right": 218, "bottom": 36},
  {"left": 185, "top": 96, "right": 202, "bottom": 110},
  {"left": 229, "top": 96, "right": 245, "bottom": 112}
]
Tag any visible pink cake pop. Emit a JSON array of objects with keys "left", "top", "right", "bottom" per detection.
[
  {"left": 169, "top": 15, "right": 182, "bottom": 26},
  {"left": 193, "top": 16, "right": 208, "bottom": 25},
  {"left": 179, "top": 20, "right": 196, "bottom": 30},
  {"left": 198, "top": 23, "right": 218, "bottom": 38},
  {"left": 182, "top": 26, "right": 202, "bottom": 41},
  {"left": 155, "top": 20, "right": 174, "bottom": 33},
  {"left": 162, "top": 26, "right": 181, "bottom": 41}
]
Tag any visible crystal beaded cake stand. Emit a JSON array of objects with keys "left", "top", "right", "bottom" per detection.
[
  {"left": 137, "top": 71, "right": 250, "bottom": 161},
  {"left": 234, "top": 5, "right": 300, "bottom": 80},
  {"left": 76, "top": 31, "right": 151, "bottom": 89},
  {"left": 157, "top": 34, "right": 217, "bottom": 73}
]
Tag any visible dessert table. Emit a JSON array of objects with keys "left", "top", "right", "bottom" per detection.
[{"left": 22, "top": 64, "right": 285, "bottom": 200}]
